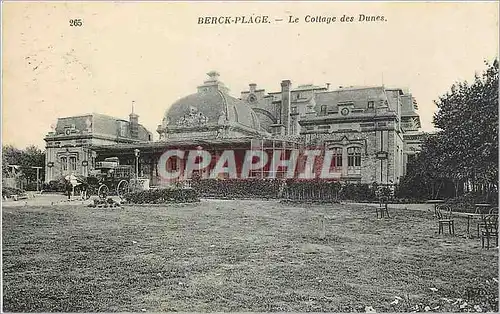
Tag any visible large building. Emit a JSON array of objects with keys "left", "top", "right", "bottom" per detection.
[
  {"left": 44, "top": 112, "right": 152, "bottom": 182},
  {"left": 44, "top": 71, "right": 423, "bottom": 185}
]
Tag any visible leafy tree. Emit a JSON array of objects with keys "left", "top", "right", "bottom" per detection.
[
  {"left": 433, "top": 59, "right": 498, "bottom": 196},
  {"left": 20, "top": 145, "right": 45, "bottom": 183},
  {"left": 400, "top": 59, "right": 498, "bottom": 200},
  {"left": 2, "top": 145, "right": 23, "bottom": 177},
  {"left": 2, "top": 145, "right": 45, "bottom": 187}
]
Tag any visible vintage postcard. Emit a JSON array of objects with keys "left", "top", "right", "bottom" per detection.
[{"left": 2, "top": 1, "right": 499, "bottom": 313}]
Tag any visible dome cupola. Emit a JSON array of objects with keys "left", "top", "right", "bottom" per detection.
[{"left": 158, "top": 72, "right": 265, "bottom": 140}]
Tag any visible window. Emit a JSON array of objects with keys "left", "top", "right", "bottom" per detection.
[
  {"left": 348, "top": 147, "right": 362, "bottom": 167},
  {"left": 69, "top": 156, "right": 77, "bottom": 171},
  {"left": 330, "top": 147, "right": 342, "bottom": 171},
  {"left": 170, "top": 157, "right": 179, "bottom": 171},
  {"left": 291, "top": 106, "right": 297, "bottom": 114},
  {"left": 61, "top": 157, "right": 67, "bottom": 171},
  {"left": 320, "top": 105, "right": 327, "bottom": 115},
  {"left": 331, "top": 148, "right": 342, "bottom": 169},
  {"left": 368, "top": 101, "right": 374, "bottom": 109},
  {"left": 119, "top": 122, "right": 128, "bottom": 137},
  {"left": 290, "top": 121, "right": 296, "bottom": 135}
]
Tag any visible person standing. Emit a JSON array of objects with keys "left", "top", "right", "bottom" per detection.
[{"left": 66, "top": 180, "right": 72, "bottom": 200}]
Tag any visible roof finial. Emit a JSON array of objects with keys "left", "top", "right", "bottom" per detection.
[
  {"left": 207, "top": 71, "right": 220, "bottom": 81},
  {"left": 132, "top": 100, "right": 135, "bottom": 114}
]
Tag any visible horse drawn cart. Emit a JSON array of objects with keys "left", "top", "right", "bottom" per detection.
[{"left": 77, "top": 157, "right": 149, "bottom": 200}]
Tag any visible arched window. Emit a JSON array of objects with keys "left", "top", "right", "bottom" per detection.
[
  {"left": 348, "top": 147, "right": 362, "bottom": 167},
  {"left": 331, "top": 147, "right": 342, "bottom": 168},
  {"left": 60, "top": 157, "right": 67, "bottom": 171},
  {"left": 69, "top": 156, "right": 77, "bottom": 171}
]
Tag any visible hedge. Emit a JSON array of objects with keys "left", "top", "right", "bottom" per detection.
[
  {"left": 126, "top": 180, "right": 436, "bottom": 204},
  {"left": 189, "top": 179, "right": 391, "bottom": 202},
  {"left": 124, "top": 187, "right": 200, "bottom": 204},
  {"left": 283, "top": 179, "right": 342, "bottom": 201},
  {"left": 191, "top": 178, "right": 283, "bottom": 199}
]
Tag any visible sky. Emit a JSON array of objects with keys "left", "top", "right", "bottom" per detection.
[{"left": 2, "top": 1, "right": 498, "bottom": 149}]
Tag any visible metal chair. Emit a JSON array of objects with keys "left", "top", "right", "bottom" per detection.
[
  {"left": 477, "top": 207, "right": 498, "bottom": 237},
  {"left": 436, "top": 205, "right": 455, "bottom": 235},
  {"left": 480, "top": 214, "right": 499, "bottom": 249},
  {"left": 376, "top": 196, "right": 390, "bottom": 219}
]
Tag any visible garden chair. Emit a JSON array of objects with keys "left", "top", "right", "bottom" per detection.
[
  {"left": 376, "top": 196, "right": 390, "bottom": 219},
  {"left": 436, "top": 205, "right": 455, "bottom": 235},
  {"left": 480, "top": 214, "right": 498, "bottom": 249},
  {"left": 476, "top": 207, "right": 498, "bottom": 237}
]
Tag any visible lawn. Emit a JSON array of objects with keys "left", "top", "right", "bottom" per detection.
[{"left": 2, "top": 200, "right": 498, "bottom": 312}]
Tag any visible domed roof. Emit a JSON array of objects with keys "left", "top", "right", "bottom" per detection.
[{"left": 161, "top": 72, "right": 261, "bottom": 131}]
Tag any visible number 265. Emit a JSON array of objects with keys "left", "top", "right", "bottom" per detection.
[{"left": 69, "top": 19, "right": 83, "bottom": 27}]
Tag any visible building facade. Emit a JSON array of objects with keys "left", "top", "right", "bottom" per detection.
[
  {"left": 44, "top": 112, "right": 152, "bottom": 182},
  {"left": 44, "top": 71, "right": 423, "bottom": 185},
  {"left": 239, "top": 78, "right": 422, "bottom": 184}
]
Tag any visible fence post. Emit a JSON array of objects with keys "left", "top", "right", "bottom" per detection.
[{"left": 319, "top": 214, "right": 326, "bottom": 240}]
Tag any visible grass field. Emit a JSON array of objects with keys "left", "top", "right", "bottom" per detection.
[{"left": 2, "top": 200, "right": 498, "bottom": 312}]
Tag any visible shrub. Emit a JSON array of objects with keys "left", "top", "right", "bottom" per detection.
[
  {"left": 339, "top": 183, "right": 378, "bottom": 202},
  {"left": 124, "top": 187, "right": 200, "bottom": 204},
  {"left": 2, "top": 187, "right": 26, "bottom": 198},
  {"left": 444, "top": 192, "right": 498, "bottom": 213},
  {"left": 43, "top": 180, "right": 66, "bottom": 192},
  {"left": 25, "top": 182, "right": 40, "bottom": 191}
]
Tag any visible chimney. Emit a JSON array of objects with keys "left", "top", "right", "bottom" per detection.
[
  {"left": 249, "top": 83, "right": 257, "bottom": 93},
  {"left": 281, "top": 80, "right": 291, "bottom": 135},
  {"left": 129, "top": 101, "right": 139, "bottom": 139},
  {"left": 129, "top": 113, "right": 139, "bottom": 139},
  {"left": 326, "top": 83, "right": 331, "bottom": 91}
]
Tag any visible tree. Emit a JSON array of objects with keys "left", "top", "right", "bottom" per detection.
[
  {"left": 399, "top": 59, "right": 498, "bottom": 200},
  {"left": 20, "top": 145, "right": 45, "bottom": 183},
  {"left": 2, "top": 145, "right": 45, "bottom": 189},
  {"left": 433, "top": 59, "right": 498, "bottom": 196},
  {"left": 2, "top": 145, "right": 23, "bottom": 177}
]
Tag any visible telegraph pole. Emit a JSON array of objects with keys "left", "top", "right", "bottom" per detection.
[
  {"left": 134, "top": 149, "right": 140, "bottom": 179},
  {"left": 31, "top": 166, "right": 43, "bottom": 192}
]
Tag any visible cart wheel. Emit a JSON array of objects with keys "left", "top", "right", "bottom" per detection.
[
  {"left": 117, "top": 180, "right": 129, "bottom": 199},
  {"left": 98, "top": 184, "right": 109, "bottom": 200}
]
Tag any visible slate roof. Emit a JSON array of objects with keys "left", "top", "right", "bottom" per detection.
[
  {"left": 313, "top": 86, "right": 388, "bottom": 112},
  {"left": 52, "top": 113, "right": 151, "bottom": 141}
]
